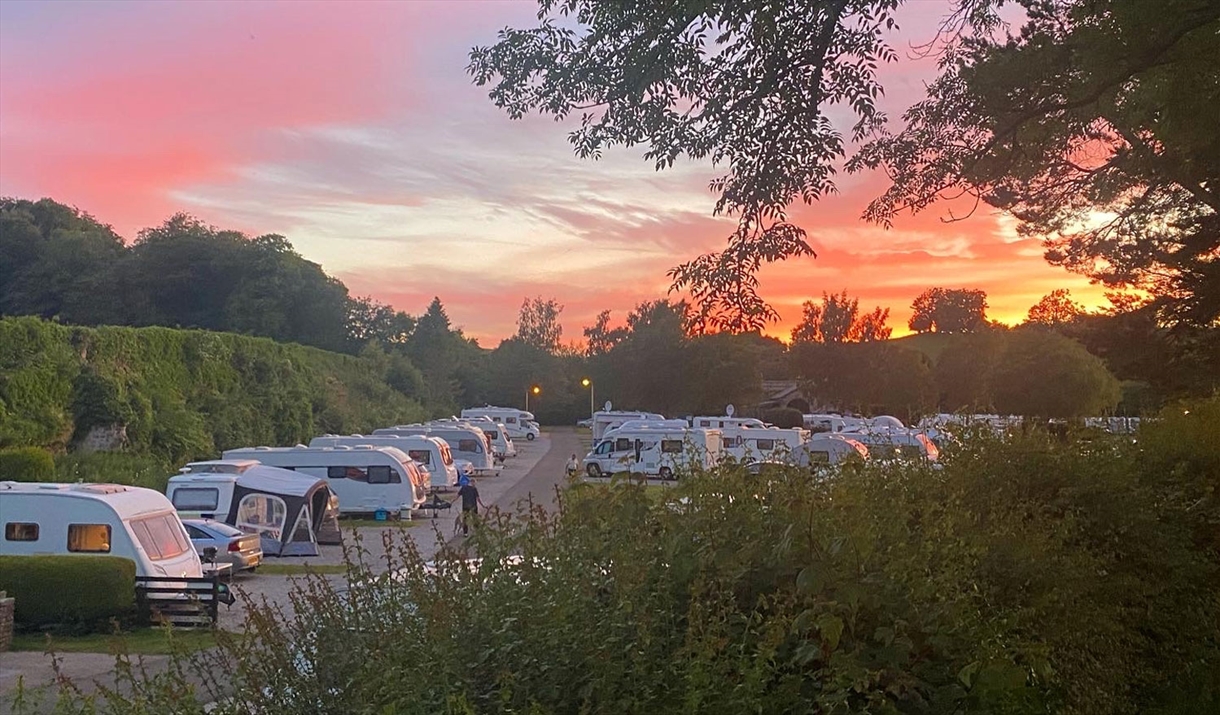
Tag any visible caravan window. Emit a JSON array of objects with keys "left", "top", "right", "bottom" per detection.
[
  {"left": 130, "top": 513, "right": 190, "bottom": 561},
  {"left": 505, "top": 417, "right": 517, "bottom": 424},
  {"left": 485, "top": 430, "right": 499, "bottom": 440},
  {"left": 171, "top": 487, "right": 219, "bottom": 511},
  {"left": 367, "top": 466, "right": 397, "bottom": 484},
  {"left": 697, "top": 420, "right": 711, "bottom": 427},
  {"left": 614, "top": 438, "right": 631, "bottom": 452},
  {"left": 407, "top": 449, "right": 432, "bottom": 466},
  {"left": 67, "top": 524, "right": 111, "bottom": 553},
  {"left": 808, "top": 451, "right": 831, "bottom": 464},
  {"left": 458, "top": 439, "right": 481, "bottom": 453},
  {"left": 754, "top": 439, "right": 776, "bottom": 451},
  {"left": 327, "top": 466, "right": 349, "bottom": 479},
  {"left": 5, "top": 523, "right": 38, "bottom": 541},
  {"left": 660, "top": 440, "right": 683, "bottom": 454}
]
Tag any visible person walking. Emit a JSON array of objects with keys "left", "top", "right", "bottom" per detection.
[
  {"left": 457, "top": 473, "right": 485, "bottom": 536},
  {"left": 566, "top": 453, "right": 579, "bottom": 476}
]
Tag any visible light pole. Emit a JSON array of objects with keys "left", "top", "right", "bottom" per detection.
[
  {"left": 581, "top": 378, "right": 594, "bottom": 418},
  {"left": 525, "top": 384, "right": 540, "bottom": 411}
]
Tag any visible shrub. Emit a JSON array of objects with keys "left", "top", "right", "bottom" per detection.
[
  {"left": 760, "top": 406, "right": 804, "bottom": 428},
  {"left": 0, "top": 555, "right": 136, "bottom": 631},
  {"left": 0, "top": 446, "right": 56, "bottom": 481}
]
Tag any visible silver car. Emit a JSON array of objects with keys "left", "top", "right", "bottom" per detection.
[{"left": 183, "top": 518, "right": 263, "bottom": 572}]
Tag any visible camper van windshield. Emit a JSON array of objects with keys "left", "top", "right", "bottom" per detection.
[{"left": 130, "top": 513, "right": 191, "bottom": 561}]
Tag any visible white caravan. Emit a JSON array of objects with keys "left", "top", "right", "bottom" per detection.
[
  {"left": 795, "top": 434, "right": 870, "bottom": 466},
  {"left": 803, "top": 414, "right": 869, "bottom": 434},
  {"left": 690, "top": 416, "right": 770, "bottom": 430},
  {"left": 718, "top": 426, "right": 807, "bottom": 462},
  {"left": 840, "top": 430, "right": 939, "bottom": 462},
  {"left": 222, "top": 445, "right": 429, "bottom": 515},
  {"left": 0, "top": 482, "right": 203, "bottom": 578},
  {"left": 591, "top": 411, "right": 666, "bottom": 441},
  {"left": 582, "top": 427, "right": 723, "bottom": 480},
  {"left": 601, "top": 419, "right": 690, "bottom": 442},
  {"left": 433, "top": 417, "right": 516, "bottom": 459},
  {"left": 310, "top": 434, "right": 459, "bottom": 489},
  {"left": 373, "top": 424, "right": 502, "bottom": 476},
  {"left": 460, "top": 406, "right": 541, "bottom": 441}
]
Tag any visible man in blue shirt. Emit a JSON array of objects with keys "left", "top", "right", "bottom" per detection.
[{"left": 457, "top": 472, "right": 484, "bottom": 535}]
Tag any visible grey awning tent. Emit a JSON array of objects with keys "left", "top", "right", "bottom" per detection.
[{"left": 178, "top": 461, "right": 341, "bottom": 557}]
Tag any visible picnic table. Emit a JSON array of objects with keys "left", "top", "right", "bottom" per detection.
[{"left": 417, "top": 494, "right": 454, "bottom": 518}]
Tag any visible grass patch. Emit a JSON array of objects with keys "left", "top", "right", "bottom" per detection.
[
  {"left": 572, "top": 481, "right": 674, "bottom": 504},
  {"left": 256, "top": 563, "right": 348, "bottom": 576},
  {"left": 10, "top": 628, "right": 217, "bottom": 655}
]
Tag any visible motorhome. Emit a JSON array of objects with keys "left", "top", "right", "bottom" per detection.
[
  {"left": 222, "top": 445, "right": 429, "bottom": 515},
  {"left": 601, "top": 419, "right": 690, "bottom": 442},
  {"left": 718, "top": 426, "right": 808, "bottom": 462},
  {"left": 460, "top": 406, "right": 541, "bottom": 441},
  {"left": 839, "top": 430, "right": 939, "bottom": 462},
  {"left": 310, "top": 434, "right": 459, "bottom": 489},
  {"left": 591, "top": 411, "right": 666, "bottom": 441},
  {"left": 166, "top": 460, "right": 341, "bottom": 557},
  {"left": 582, "top": 427, "right": 723, "bottom": 480},
  {"left": 690, "top": 416, "right": 770, "bottom": 430},
  {"left": 373, "top": 424, "right": 501, "bottom": 476},
  {"left": 0, "top": 482, "right": 203, "bottom": 578},
  {"left": 803, "top": 414, "right": 869, "bottom": 434}
]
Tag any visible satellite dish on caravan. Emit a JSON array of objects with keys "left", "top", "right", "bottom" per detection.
[{"left": 726, "top": 404, "right": 736, "bottom": 417}]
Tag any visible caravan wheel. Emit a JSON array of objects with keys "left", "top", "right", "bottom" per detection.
[
  {"left": 526, "top": 433, "right": 536, "bottom": 441},
  {"left": 659, "top": 467, "right": 673, "bottom": 480},
  {"left": 586, "top": 463, "right": 602, "bottom": 478}
]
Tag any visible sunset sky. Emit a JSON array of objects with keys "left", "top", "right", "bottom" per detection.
[{"left": 0, "top": 0, "right": 1110, "bottom": 345}]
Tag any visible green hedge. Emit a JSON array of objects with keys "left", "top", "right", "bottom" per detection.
[
  {"left": 0, "top": 555, "right": 136, "bottom": 631},
  {"left": 0, "top": 317, "right": 428, "bottom": 473},
  {"left": 0, "top": 446, "right": 55, "bottom": 481}
]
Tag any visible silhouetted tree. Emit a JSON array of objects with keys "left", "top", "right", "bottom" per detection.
[
  {"left": 909, "top": 288, "right": 988, "bottom": 334},
  {"left": 514, "top": 296, "right": 564, "bottom": 354},
  {"left": 1026, "top": 289, "right": 1085, "bottom": 327},
  {"left": 791, "top": 291, "right": 892, "bottom": 343}
]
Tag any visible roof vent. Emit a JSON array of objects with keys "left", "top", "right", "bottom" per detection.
[
  {"left": 255, "top": 446, "right": 271, "bottom": 451},
  {"left": 334, "top": 445, "right": 351, "bottom": 451},
  {"left": 354, "top": 445, "right": 374, "bottom": 450}
]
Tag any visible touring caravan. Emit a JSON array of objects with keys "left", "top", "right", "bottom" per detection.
[
  {"left": 222, "top": 445, "right": 429, "bottom": 515},
  {"left": 582, "top": 427, "right": 723, "bottom": 480},
  {"left": 839, "top": 431, "right": 939, "bottom": 462},
  {"left": 0, "top": 482, "right": 203, "bottom": 578},
  {"left": 373, "top": 424, "right": 501, "bottom": 476},
  {"left": 310, "top": 434, "right": 459, "bottom": 489},
  {"left": 460, "top": 406, "right": 541, "bottom": 441},
  {"left": 718, "top": 426, "right": 807, "bottom": 462},
  {"left": 166, "top": 461, "right": 341, "bottom": 557},
  {"left": 431, "top": 417, "right": 515, "bottom": 460},
  {"left": 591, "top": 411, "right": 666, "bottom": 441},
  {"left": 795, "top": 434, "right": 870, "bottom": 466}
]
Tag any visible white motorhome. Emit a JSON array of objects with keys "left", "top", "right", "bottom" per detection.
[
  {"left": 460, "top": 406, "right": 541, "bottom": 441},
  {"left": 601, "top": 419, "right": 690, "bottom": 442},
  {"left": 310, "top": 434, "right": 459, "bottom": 489},
  {"left": 690, "top": 416, "right": 770, "bottom": 430},
  {"left": 839, "top": 430, "right": 939, "bottom": 462},
  {"left": 591, "top": 411, "right": 666, "bottom": 441},
  {"left": 0, "top": 482, "right": 203, "bottom": 578},
  {"left": 803, "top": 414, "right": 869, "bottom": 434},
  {"left": 373, "top": 424, "right": 502, "bottom": 476},
  {"left": 718, "top": 426, "right": 808, "bottom": 462},
  {"left": 222, "top": 445, "right": 429, "bottom": 515},
  {"left": 582, "top": 427, "right": 723, "bottom": 480}
]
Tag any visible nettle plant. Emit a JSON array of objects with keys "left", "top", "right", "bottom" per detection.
[{"left": 19, "top": 418, "right": 1220, "bottom": 715}]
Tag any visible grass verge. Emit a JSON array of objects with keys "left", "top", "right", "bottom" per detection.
[
  {"left": 256, "top": 563, "right": 348, "bottom": 575},
  {"left": 10, "top": 628, "right": 218, "bottom": 655}
]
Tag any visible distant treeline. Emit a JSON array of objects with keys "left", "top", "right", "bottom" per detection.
[{"left": 2, "top": 198, "right": 1218, "bottom": 438}]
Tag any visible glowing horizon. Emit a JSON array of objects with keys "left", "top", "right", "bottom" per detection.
[{"left": 0, "top": 1, "right": 1110, "bottom": 346}]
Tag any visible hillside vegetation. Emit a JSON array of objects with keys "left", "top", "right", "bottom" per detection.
[{"left": 0, "top": 317, "right": 426, "bottom": 488}]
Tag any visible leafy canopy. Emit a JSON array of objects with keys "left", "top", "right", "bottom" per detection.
[{"left": 791, "top": 290, "right": 892, "bottom": 343}]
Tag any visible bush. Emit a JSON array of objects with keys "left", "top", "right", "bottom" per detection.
[
  {"left": 760, "top": 406, "right": 804, "bottom": 428},
  {"left": 0, "top": 446, "right": 56, "bottom": 481},
  {"left": 0, "top": 555, "right": 136, "bottom": 631}
]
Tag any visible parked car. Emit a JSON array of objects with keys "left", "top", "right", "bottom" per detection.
[{"left": 182, "top": 518, "right": 263, "bottom": 573}]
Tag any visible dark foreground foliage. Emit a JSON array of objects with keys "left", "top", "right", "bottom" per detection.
[{"left": 14, "top": 406, "right": 1220, "bottom": 714}]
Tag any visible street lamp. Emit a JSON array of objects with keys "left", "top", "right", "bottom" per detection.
[
  {"left": 526, "top": 384, "right": 540, "bottom": 411},
  {"left": 581, "top": 378, "right": 594, "bottom": 418}
]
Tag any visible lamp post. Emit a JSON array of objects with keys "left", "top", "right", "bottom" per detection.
[
  {"left": 581, "top": 378, "right": 594, "bottom": 418},
  {"left": 526, "top": 384, "right": 540, "bottom": 411}
]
